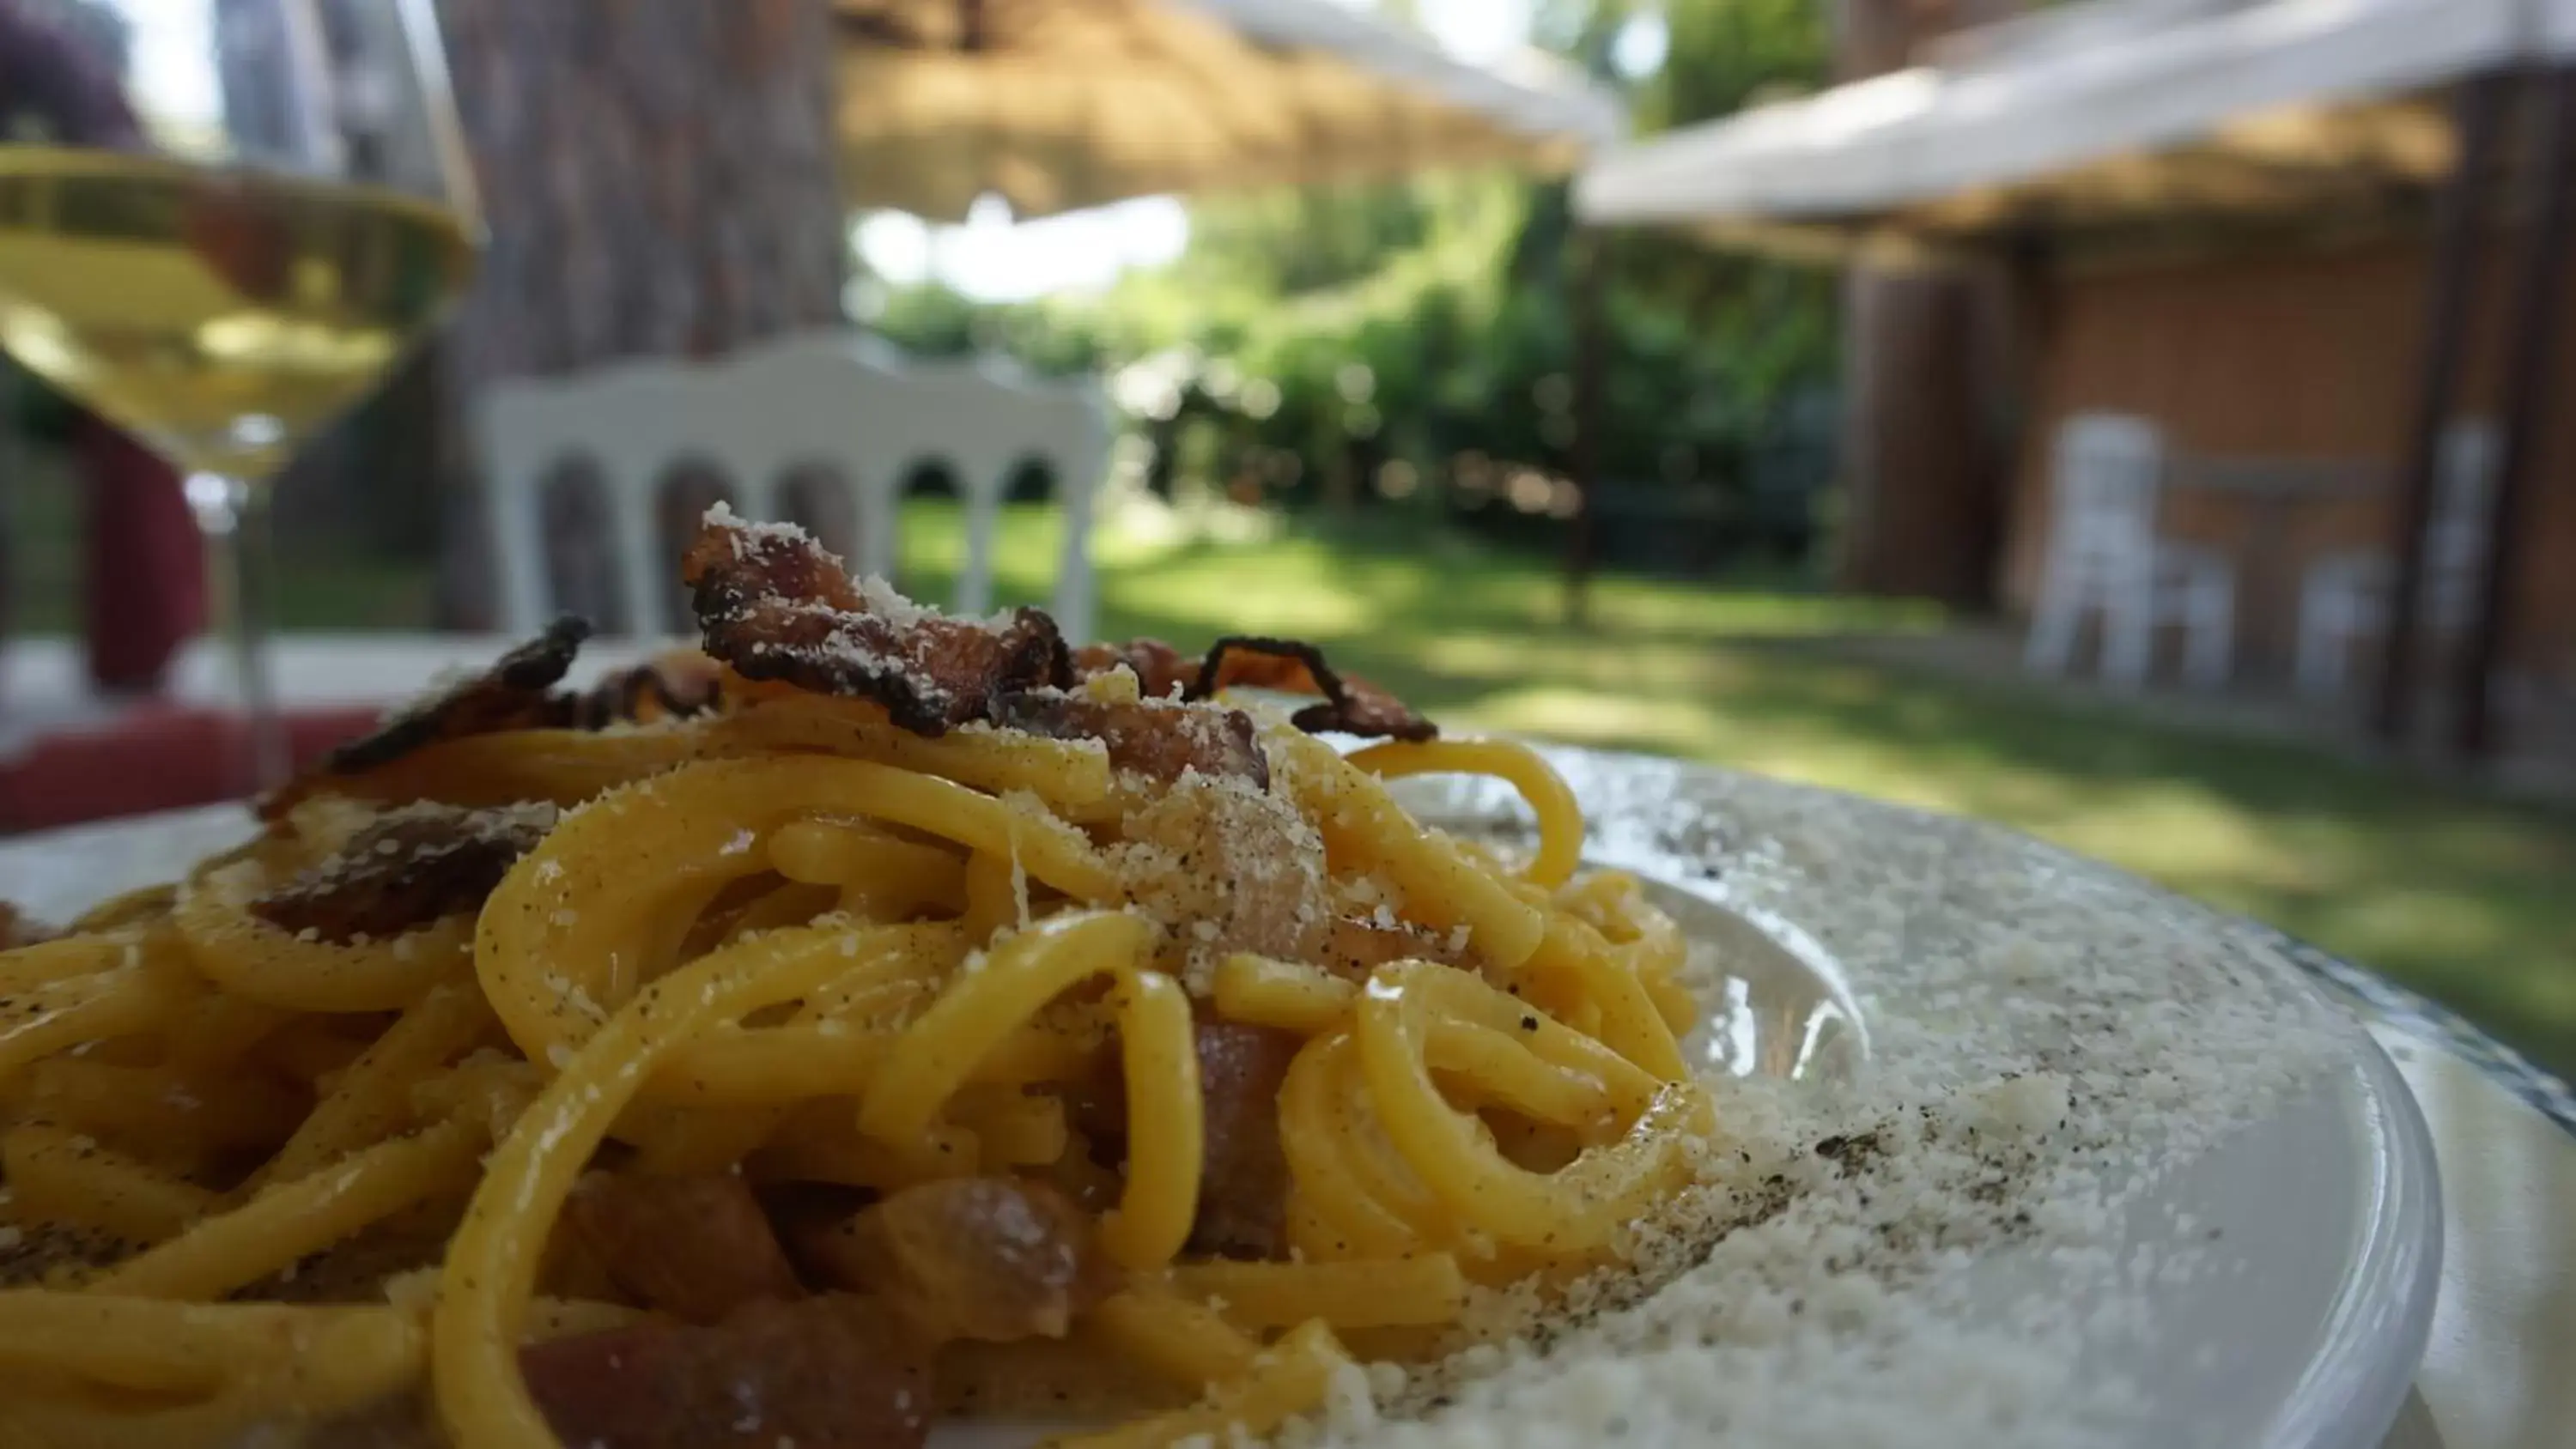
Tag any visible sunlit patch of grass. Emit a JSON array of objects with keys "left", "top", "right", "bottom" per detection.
[
  {"left": 1414, "top": 634, "right": 1756, "bottom": 694},
  {"left": 1467, "top": 687, "right": 1739, "bottom": 758},
  {"left": 2041, "top": 790, "right": 2319, "bottom": 888}
]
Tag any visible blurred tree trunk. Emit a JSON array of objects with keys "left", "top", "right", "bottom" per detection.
[
  {"left": 428, "top": 0, "right": 847, "bottom": 629},
  {"left": 1829, "top": 0, "right": 2031, "bottom": 607}
]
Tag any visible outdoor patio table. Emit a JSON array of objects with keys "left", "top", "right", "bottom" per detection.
[{"left": 2171, "top": 457, "right": 2387, "bottom": 677}]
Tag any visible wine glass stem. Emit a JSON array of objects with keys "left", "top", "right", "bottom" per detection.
[{"left": 185, "top": 471, "right": 289, "bottom": 792}]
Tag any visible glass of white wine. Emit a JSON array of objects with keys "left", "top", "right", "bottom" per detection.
[{"left": 0, "top": 0, "right": 481, "bottom": 790}]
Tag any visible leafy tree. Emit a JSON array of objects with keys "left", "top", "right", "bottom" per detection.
[{"left": 870, "top": 0, "right": 1844, "bottom": 567}]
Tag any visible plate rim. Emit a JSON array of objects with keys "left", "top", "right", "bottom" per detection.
[{"left": 2263, "top": 1022, "right": 2444, "bottom": 1449}]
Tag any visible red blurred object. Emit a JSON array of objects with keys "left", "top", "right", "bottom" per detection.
[
  {"left": 81, "top": 417, "right": 205, "bottom": 693},
  {"left": 0, "top": 704, "right": 379, "bottom": 833}
]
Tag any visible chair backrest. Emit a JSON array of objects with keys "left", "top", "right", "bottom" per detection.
[
  {"left": 2426, "top": 419, "right": 2498, "bottom": 570},
  {"left": 2047, "top": 413, "right": 2165, "bottom": 558},
  {"left": 475, "top": 330, "right": 1115, "bottom": 642},
  {"left": 2421, "top": 418, "right": 2500, "bottom": 620}
]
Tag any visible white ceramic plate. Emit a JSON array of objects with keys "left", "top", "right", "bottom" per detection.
[
  {"left": 0, "top": 747, "right": 2441, "bottom": 1448},
  {"left": 1391, "top": 750, "right": 2440, "bottom": 1449}
]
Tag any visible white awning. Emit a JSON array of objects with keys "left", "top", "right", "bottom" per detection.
[
  {"left": 1573, "top": 0, "right": 2543, "bottom": 245},
  {"left": 837, "top": 0, "right": 1625, "bottom": 222},
  {"left": 1190, "top": 0, "right": 1624, "bottom": 154}
]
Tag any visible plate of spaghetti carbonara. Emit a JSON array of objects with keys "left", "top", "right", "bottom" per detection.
[
  {"left": 0, "top": 508, "right": 1760, "bottom": 1449},
  {"left": 0, "top": 508, "right": 2438, "bottom": 1449}
]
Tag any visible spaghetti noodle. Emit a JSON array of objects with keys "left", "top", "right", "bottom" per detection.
[{"left": 0, "top": 509, "right": 1716, "bottom": 1449}]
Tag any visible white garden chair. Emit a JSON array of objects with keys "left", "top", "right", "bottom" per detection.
[
  {"left": 476, "top": 331, "right": 1112, "bottom": 643},
  {"left": 2293, "top": 421, "right": 2497, "bottom": 697},
  {"left": 2023, "top": 413, "right": 2236, "bottom": 688}
]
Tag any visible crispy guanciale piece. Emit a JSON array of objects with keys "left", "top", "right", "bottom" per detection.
[
  {"left": 563, "top": 1172, "right": 806, "bottom": 1324},
  {"left": 1073, "top": 634, "right": 1433, "bottom": 742},
  {"left": 258, "top": 617, "right": 592, "bottom": 819},
  {"left": 683, "top": 511, "right": 1068, "bottom": 734},
  {"left": 335, "top": 617, "right": 592, "bottom": 773},
  {"left": 1193, "top": 635, "right": 1435, "bottom": 741},
  {"left": 800, "top": 1176, "right": 1118, "bottom": 1343},
  {"left": 559, "top": 648, "right": 726, "bottom": 730},
  {"left": 0, "top": 901, "right": 54, "bottom": 949},
  {"left": 1071, "top": 638, "right": 1192, "bottom": 695},
  {"left": 248, "top": 801, "right": 556, "bottom": 942},
  {"left": 682, "top": 509, "right": 1431, "bottom": 747},
  {"left": 1188, "top": 1019, "right": 1302, "bottom": 1260},
  {"left": 519, "top": 1294, "right": 932, "bottom": 1449},
  {"left": 990, "top": 690, "right": 1267, "bottom": 787}
]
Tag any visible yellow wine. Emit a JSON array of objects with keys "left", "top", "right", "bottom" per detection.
[{"left": 0, "top": 146, "right": 477, "bottom": 479}]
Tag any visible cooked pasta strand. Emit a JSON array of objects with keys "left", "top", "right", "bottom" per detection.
[
  {"left": 94, "top": 1116, "right": 483, "bottom": 1300},
  {"left": 251, "top": 977, "right": 493, "bottom": 1189},
  {"left": 435, "top": 923, "right": 911, "bottom": 1449},
  {"left": 2, "top": 1121, "right": 215, "bottom": 1247},
  {"left": 1165, "top": 1254, "right": 1467, "bottom": 1330},
  {"left": 1346, "top": 738, "right": 1585, "bottom": 888}
]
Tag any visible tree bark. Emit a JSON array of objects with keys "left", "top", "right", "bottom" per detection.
[
  {"left": 1828, "top": 0, "right": 2029, "bottom": 608},
  {"left": 429, "top": 0, "right": 848, "bottom": 628},
  {"left": 1833, "top": 262, "right": 2014, "bottom": 603},
  {"left": 1831, "top": 0, "right": 2031, "bottom": 80}
]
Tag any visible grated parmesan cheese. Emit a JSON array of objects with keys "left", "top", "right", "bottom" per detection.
[{"left": 1277, "top": 754, "right": 2355, "bottom": 1449}]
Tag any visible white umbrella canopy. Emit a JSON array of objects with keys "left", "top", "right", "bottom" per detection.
[
  {"left": 1572, "top": 0, "right": 2524, "bottom": 258},
  {"left": 834, "top": 0, "right": 1625, "bottom": 222}
]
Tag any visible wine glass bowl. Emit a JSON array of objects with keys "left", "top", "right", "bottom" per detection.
[
  {"left": 0, "top": 148, "right": 478, "bottom": 480},
  {"left": 0, "top": 0, "right": 482, "bottom": 788}
]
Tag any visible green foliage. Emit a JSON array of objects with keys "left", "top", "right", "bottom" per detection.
[
  {"left": 868, "top": 0, "right": 1845, "bottom": 565},
  {"left": 1652, "top": 0, "right": 1830, "bottom": 125},
  {"left": 1176, "top": 184, "right": 1437, "bottom": 298}
]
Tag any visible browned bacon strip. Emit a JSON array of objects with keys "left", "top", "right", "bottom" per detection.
[
  {"left": 677, "top": 507, "right": 1434, "bottom": 779},
  {"left": 559, "top": 649, "right": 726, "bottom": 730},
  {"left": 258, "top": 618, "right": 592, "bottom": 820},
  {"left": 1073, "top": 634, "right": 1432, "bottom": 742},
  {"left": 1189, "top": 1019, "right": 1301, "bottom": 1259},
  {"left": 683, "top": 511, "right": 1068, "bottom": 734},
  {"left": 1192, "top": 635, "right": 1435, "bottom": 741},
  {"left": 249, "top": 802, "right": 556, "bottom": 943},
  {"left": 335, "top": 617, "right": 592, "bottom": 774},
  {"left": 563, "top": 1173, "right": 805, "bottom": 1324},
  {"left": 1072, "top": 638, "right": 1192, "bottom": 696},
  {"left": 799, "top": 1176, "right": 1117, "bottom": 1343},
  {"left": 991, "top": 690, "right": 1267, "bottom": 787},
  {"left": 0, "top": 902, "right": 54, "bottom": 950},
  {"left": 519, "top": 1295, "right": 931, "bottom": 1449}
]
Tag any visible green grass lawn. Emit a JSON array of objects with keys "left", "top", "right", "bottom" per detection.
[
  {"left": 903, "top": 502, "right": 2576, "bottom": 1081},
  {"left": 18, "top": 490, "right": 2576, "bottom": 1077}
]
